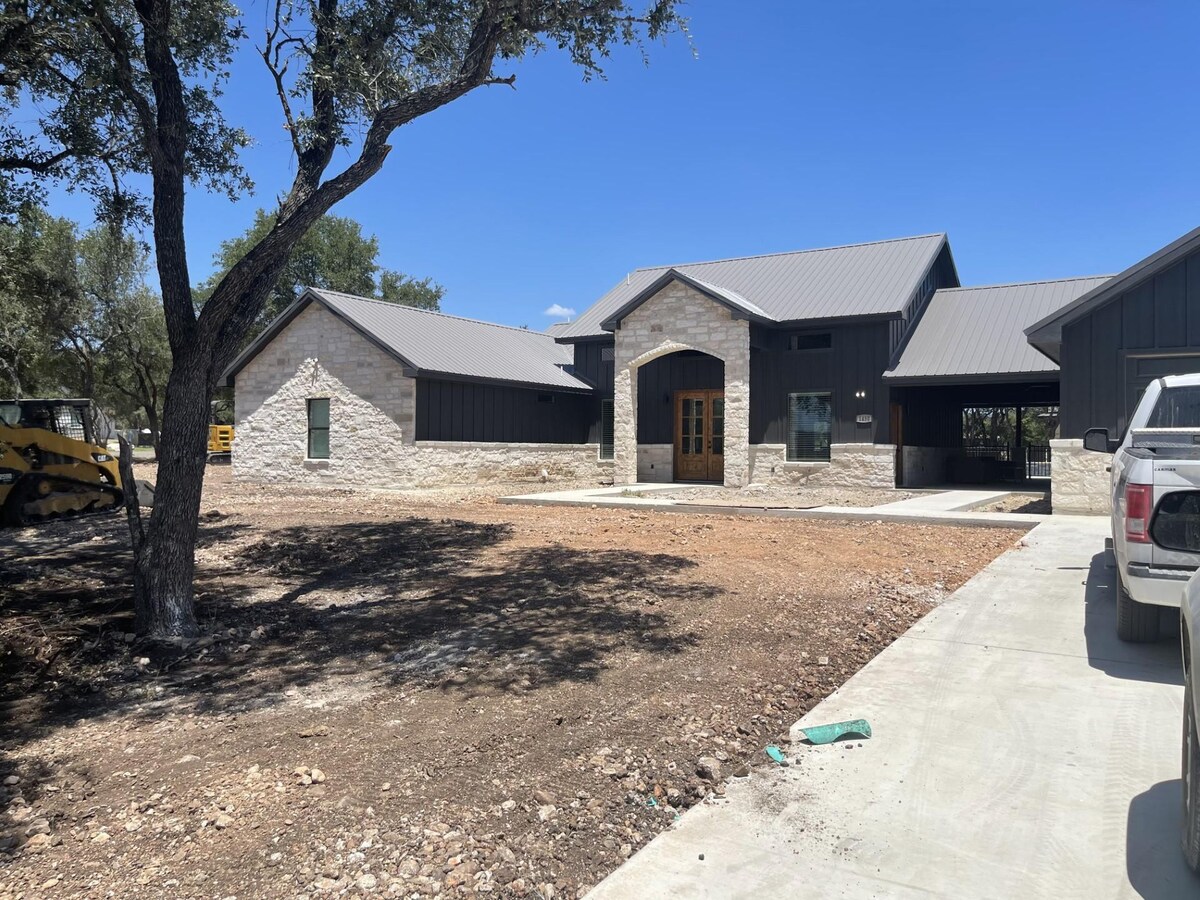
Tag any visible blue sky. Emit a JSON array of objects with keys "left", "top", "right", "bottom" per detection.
[{"left": 45, "top": 0, "right": 1200, "bottom": 328}]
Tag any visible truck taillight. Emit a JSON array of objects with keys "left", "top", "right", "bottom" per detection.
[{"left": 1125, "top": 483, "right": 1153, "bottom": 544}]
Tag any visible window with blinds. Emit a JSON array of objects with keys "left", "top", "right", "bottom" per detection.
[
  {"left": 599, "top": 399, "right": 615, "bottom": 460},
  {"left": 787, "top": 392, "right": 831, "bottom": 461},
  {"left": 307, "top": 398, "right": 330, "bottom": 459}
]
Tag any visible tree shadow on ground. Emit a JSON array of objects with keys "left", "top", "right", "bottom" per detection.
[{"left": 1, "top": 514, "right": 714, "bottom": 747}]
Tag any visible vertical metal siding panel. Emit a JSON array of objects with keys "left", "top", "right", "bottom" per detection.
[
  {"left": 1059, "top": 319, "right": 1090, "bottom": 438},
  {"left": 1188, "top": 254, "right": 1200, "bottom": 347},
  {"left": 1122, "top": 283, "right": 1154, "bottom": 349},
  {"left": 1154, "top": 263, "right": 1187, "bottom": 348},
  {"left": 473, "top": 384, "right": 486, "bottom": 442},
  {"left": 416, "top": 380, "right": 429, "bottom": 441},
  {"left": 1092, "top": 301, "right": 1121, "bottom": 433}
]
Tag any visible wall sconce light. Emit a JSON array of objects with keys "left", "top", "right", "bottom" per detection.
[{"left": 855, "top": 390, "right": 867, "bottom": 399}]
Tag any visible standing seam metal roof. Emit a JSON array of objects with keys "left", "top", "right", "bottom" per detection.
[
  {"left": 554, "top": 234, "right": 950, "bottom": 340},
  {"left": 225, "top": 288, "right": 592, "bottom": 391},
  {"left": 310, "top": 289, "right": 589, "bottom": 390},
  {"left": 886, "top": 276, "right": 1113, "bottom": 381}
]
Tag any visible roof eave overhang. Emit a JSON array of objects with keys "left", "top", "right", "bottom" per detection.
[
  {"left": 884, "top": 371, "right": 1060, "bottom": 386},
  {"left": 402, "top": 367, "right": 596, "bottom": 395}
]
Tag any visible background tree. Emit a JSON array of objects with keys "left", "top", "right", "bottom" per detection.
[
  {"left": 0, "top": 0, "right": 684, "bottom": 639},
  {"left": 204, "top": 210, "right": 444, "bottom": 344},
  {"left": 0, "top": 207, "right": 79, "bottom": 398}
]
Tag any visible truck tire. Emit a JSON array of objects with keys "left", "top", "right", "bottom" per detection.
[
  {"left": 1184, "top": 674, "right": 1200, "bottom": 873},
  {"left": 1116, "top": 581, "right": 1159, "bottom": 643}
]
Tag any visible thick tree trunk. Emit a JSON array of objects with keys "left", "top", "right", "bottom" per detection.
[{"left": 131, "top": 348, "right": 210, "bottom": 638}]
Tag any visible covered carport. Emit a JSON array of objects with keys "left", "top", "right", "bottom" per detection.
[{"left": 885, "top": 276, "right": 1111, "bottom": 488}]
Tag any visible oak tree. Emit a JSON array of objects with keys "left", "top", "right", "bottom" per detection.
[{"left": 0, "top": 0, "right": 684, "bottom": 637}]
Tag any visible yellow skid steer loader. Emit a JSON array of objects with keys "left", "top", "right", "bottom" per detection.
[{"left": 0, "top": 398, "right": 126, "bottom": 526}]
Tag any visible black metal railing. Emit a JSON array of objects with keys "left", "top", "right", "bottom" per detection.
[{"left": 958, "top": 444, "right": 1051, "bottom": 481}]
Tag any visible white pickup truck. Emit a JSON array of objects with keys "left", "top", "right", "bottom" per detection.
[{"left": 1084, "top": 373, "right": 1200, "bottom": 642}]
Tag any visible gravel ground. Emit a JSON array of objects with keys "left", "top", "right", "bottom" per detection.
[
  {"left": 624, "top": 484, "right": 920, "bottom": 509},
  {"left": 0, "top": 466, "right": 1023, "bottom": 898},
  {"left": 977, "top": 492, "right": 1052, "bottom": 515}
]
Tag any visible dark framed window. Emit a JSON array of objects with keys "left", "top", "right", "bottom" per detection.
[
  {"left": 788, "top": 332, "right": 832, "bottom": 351},
  {"left": 599, "top": 399, "right": 614, "bottom": 460},
  {"left": 787, "top": 392, "right": 832, "bottom": 461},
  {"left": 307, "top": 398, "right": 330, "bottom": 459}
]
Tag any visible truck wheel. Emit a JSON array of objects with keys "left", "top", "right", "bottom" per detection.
[
  {"left": 1184, "top": 674, "right": 1200, "bottom": 873},
  {"left": 1116, "top": 582, "right": 1160, "bottom": 643}
]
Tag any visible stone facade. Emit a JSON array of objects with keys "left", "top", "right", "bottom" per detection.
[
  {"left": 233, "top": 303, "right": 612, "bottom": 489},
  {"left": 748, "top": 443, "right": 897, "bottom": 489},
  {"left": 1050, "top": 439, "right": 1112, "bottom": 515},
  {"left": 636, "top": 444, "right": 673, "bottom": 482},
  {"left": 613, "top": 282, "right": 751, "bottom": 487}
]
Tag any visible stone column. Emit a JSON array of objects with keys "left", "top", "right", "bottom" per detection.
[
  {"left": 613, "top": 359, "right": 638, "bottom": 485},
  {"left": 723, "top": 341, "right": 750, "bottom": 488}
]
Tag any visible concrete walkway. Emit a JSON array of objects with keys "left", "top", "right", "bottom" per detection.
[
  {"left": 500, "top": 485, "right": 1046, "bottom": 529},
  {"left": 587, "top": 517, "right": 1195, "bottom": 899}
]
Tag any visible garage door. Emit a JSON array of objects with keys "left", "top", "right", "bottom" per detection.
[{"left": 1124, "top": 353, "right": 1200, "bottom": 432}]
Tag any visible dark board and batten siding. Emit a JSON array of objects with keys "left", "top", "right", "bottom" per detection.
[
  {"left": 636, "top": 351, "right": 724, "bottom": 444},
  {"left": 750, "top": 321, "right": 893, "bottom": 445},
  {"left": 569, "top": 339, "right": 615, "bottom": 443},
  {"left": 1060, "top": 247, "right": 1200, "bottom": 438},
  {"left": 416, "top": 378, "right": 592, "bottom": 444}
]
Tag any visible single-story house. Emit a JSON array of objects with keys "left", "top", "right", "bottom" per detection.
[{"left": 225, "top": 225, "right": 1200, "bottom": 513}]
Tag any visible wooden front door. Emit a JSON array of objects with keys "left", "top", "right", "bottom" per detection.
[{"left": 674, "top": 390, "right": 725, "bottom": 482}]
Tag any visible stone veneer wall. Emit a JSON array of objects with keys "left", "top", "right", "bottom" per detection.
[
  {"left": 1050, "top": 439, "right": 1111, "bottom": 515},
  {"left": 748, "top": 443, "right": 896, "bottom": 489},
  {"left": 233, "top": 303, "right": 613, "bottom": 488},
  {"left": 636, "top": 444, "right": 673, "bottom": 482},
  {"left": 613, "top": 282, "right": 750, "bottom": 487}
]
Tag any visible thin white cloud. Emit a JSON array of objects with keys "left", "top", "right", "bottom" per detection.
[{"left": 544, "top": 303, "right": 576, "bottom": 319}]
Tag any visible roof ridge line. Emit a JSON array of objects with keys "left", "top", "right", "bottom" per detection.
[
  {"left": 937, "top": 274, "right": 1116, "bottom": 293},
  {"left": 310, "top": 288, "right": 552, "bottom": 338},
  {"left": 630, "top": 233, "right": 947, "bottom": 273}
]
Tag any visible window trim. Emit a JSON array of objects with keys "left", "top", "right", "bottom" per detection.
[
  {"left": 786, "top": 391, "right": 832, "bottom": 462},
  {"left": 307, "top": 397, "right": 331, "bottom": 459}
]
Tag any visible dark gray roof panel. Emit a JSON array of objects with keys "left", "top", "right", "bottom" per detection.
[
  {"left": 556, "top": 234, "right": 949, "bottom": 339},
  {"left": 887, "top": 276, "right": 1113, "bottom": 381},
  {"left": 310, "top": 289, "right": 589, "bottom": 390}
]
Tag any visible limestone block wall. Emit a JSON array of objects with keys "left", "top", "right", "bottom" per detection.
[
  {"left": 613, "top": 282, "right": 750, "bottom": 487},
  {"left": 748, "top": 443, "right": 896, "bottom": 489},
  {"left": 636, "top": 444, "right": 673, "bottom": 482},
  {"left": 1050, "top": 439, "right": 1112, "bottom": 514},
  {"left": 233, "top": 303, "right": 612, "bottom": 489}
]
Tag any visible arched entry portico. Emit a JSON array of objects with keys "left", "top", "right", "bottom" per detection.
[{"left": 610, "top": 280, "right": 751, "bottom": 487}]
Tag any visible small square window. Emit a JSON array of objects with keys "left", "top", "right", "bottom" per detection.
[{"left": 307, "top": 398, "right": 330, "bottom": 459}]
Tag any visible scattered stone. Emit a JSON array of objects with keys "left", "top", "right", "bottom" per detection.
[
  {"left": 695, "top": 757, "right": 722, "bottom": 782},
  {"left": 310, "top": 768, "right": 327, "bottom": 784},
  {"left": 357, "top": 873, "right": 378, "bottom": 891},
  {"left": 532, "top": 789, "right": 556, "bottom": 806},
  {"left": 2, "top": 775, "right": 19, "bottom": 786},
  {"left": 537, "top": 804, "right": 557, "bottom": 822},
  {"left": 24, "top": 818, "right": 50, "bottom": 837},
  {"left": 92, "top": 831, "right": 111, "bottom": 843},
  {"left": 214, "top": 813, "right": 234, "bottom": 829}
]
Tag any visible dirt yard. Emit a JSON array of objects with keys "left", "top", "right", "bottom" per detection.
[{"left": 0, "top": 468, "right": 1024, "bottom": 898}]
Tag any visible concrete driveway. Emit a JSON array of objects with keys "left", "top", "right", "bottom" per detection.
[{"left": 587, "top": 517, "right": 1196, "bottom": 899}]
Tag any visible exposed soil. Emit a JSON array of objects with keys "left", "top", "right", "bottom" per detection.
[
  {"left": 0, "top": 466, "right": 1024, "bottom": 898},
  {"left": 978, "top": 492, "right": 1052, "bottom": 515},
  {"left": 624, "top": 484, "right": 919, "bottom": 509}
]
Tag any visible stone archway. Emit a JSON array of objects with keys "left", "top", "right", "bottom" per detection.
[{"left": 610, "top": 281, "right": 750, "bottom": 487}]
